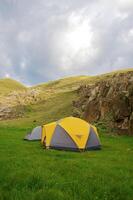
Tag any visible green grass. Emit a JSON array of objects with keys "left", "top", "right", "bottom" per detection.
[
  {"left": 0, "top": 126, "right": 133, "bottom": 200},
  {"left": 34, "top": 75, "right": 88, "bottom": 89},
  {"left": 0, "top": 78, "right": 26, "bottom": 96}
]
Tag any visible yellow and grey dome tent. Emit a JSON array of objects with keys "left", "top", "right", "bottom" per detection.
[{"left": 41, "top": 117, "right": 101, "bottom": 151}]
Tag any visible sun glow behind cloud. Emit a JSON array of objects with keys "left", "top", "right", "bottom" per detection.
[
  {"left": 66, "top": 15, "right": 92, "bottom": 53},
  {"left": 53, "top": 13, "right": 93, "bottom": 71},
  {"left": 5, "top": 73, "right": 10, "bottom": 78},
  {"left": 0, "top": 0, "right": 133, "bottom": 85}
]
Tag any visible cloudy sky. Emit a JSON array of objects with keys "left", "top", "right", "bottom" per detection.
[{"left": 0, "top": 0, "right": 133, "bottom": 85}]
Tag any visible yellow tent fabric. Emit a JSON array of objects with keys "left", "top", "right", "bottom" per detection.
[
  {"left": 41, "top": 122, "right": 56, "bottom": 145},
  {"left": 41, "top": 117, "right": 101, "bottom": 151},
  {"left": 58, "top": 117, "right": 90, "bottom": 149}
]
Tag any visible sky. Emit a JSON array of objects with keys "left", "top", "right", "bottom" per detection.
[{"left": 0, "top": 0, "right": 133, "bottom": 85}]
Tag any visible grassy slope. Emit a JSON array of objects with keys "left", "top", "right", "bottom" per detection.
[
  {"left": 0, "top": 78, "right": 26, "bottom": 96},
  {"left": 34, "top": 75, "right": 88, "bottom": 90},
  {"left": 0, "top": 90, "right": 77, "bottom": 129},
  {"left": 0, "top": 70, "right": 133, "bottom": 200}
]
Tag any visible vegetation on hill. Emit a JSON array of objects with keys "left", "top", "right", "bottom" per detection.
[
  {"left": 0, "top": 75, "right": 87, "bottom": 122},
  {"left": 0, "top": 69, "right": 133, "bottom": 131},
  {"left": 34, "top": 75, "right": 88, "bottom": 91},
  {"left": 0, "top": 78, "right": 26, "bottom": 96}
]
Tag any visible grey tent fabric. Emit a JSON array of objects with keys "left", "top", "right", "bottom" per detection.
[
  {"left": 85, "top": 127, "right": 101, "bottom": 150},
  {"left": 24, "top": 126, "right": 42, "bottom": 140},
  {"left": 50, "top": 125, "right": 78, "bottom": 150}
]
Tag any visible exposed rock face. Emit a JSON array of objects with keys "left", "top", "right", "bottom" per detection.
[
  {"left": 0, "top": 105, "right": 26, "bottom": 120},
  {"left": 0, "top": 89, "right": 41, "bottom": 120},
  {"left": 73, "top": 71, "right": 133, "bottom": 135}
]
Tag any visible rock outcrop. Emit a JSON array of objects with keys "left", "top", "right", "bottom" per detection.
[
  {"left": 73, "top": 71, "right": 133, "bottom": 135},
  {"left": 0, "top": 89, "right": 41, "bottom": 120}
]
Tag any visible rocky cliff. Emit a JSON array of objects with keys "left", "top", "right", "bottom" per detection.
[
  {"left": 0, "top": 89, "right": 41, "bottom": 120},
  {"left": 73, "top": 71, "right": 133, "bottom": 135}
]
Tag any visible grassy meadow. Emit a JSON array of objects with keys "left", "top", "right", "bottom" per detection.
[
  {"left": 0, "top": 124, "right": 133, "bottom": 200},
  {"left": 0, "top": 71, "right": 133, "bottom": 200}
]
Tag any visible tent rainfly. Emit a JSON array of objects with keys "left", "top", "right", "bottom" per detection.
[
  {"left": 41, "top": 117, "right": 101, "bottom": 151},
  {"left": 24, "top": 126, "right": 42, "bottom": 141}
]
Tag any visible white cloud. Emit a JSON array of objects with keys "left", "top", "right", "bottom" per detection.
[
  {"left": 17, "top": 31, "right": 32, "bottom": 43},
  {"left": 128, "top": 28, "right": 133, "bottom": 36},
  {"left": 0, "top": 0, "right": 133, "bottom": 85},
  {"left": 20, "top": 58, "right": 28, "bottom": 70}
]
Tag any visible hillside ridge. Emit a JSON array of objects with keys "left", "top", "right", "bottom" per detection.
[
  {"left": 0, "top": 69, "right": 133, "bottom": 135},
  {"left": 1, "top": 68, "right": 133, "bottom": 90},
  {"left": 0, "top": 78, "right": 26, "bottom": 96}
]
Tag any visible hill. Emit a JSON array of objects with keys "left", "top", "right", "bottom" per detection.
[
  {"left": 0, "top": 69, "right": 133, "bottom": 133},
  {"left": 0, "top": 78, "right": 26, "bottom": 96},
  {"left": 0, "top": 75, "right": 89, "bottom": 124}
]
